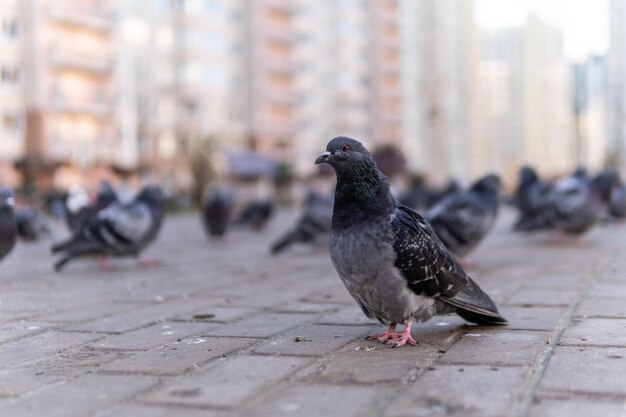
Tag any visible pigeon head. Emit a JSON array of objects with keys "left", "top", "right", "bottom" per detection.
[
  {"left": 471, "top": 174, "right": 501, "bottom": 207},
  {"left": 519, "top": 166, "right": 538, "bottom": 185},
  {"left": 316, "top": 137, "right": 395, "bottom": 227},
  {"left": 315, "top": 137, "right": 374, "bottom": 172},
  {"left": 136, "top": 186, "right": 164, "bottom": 207},
  {"left": 96, "top": 181, "right": 117, "bottom": 205},
  {"left": 591, "top": 169, "right": 620, "bottom": 203},
  {"left": 0, "top": 189, "right": 14, "bottom": 210}
]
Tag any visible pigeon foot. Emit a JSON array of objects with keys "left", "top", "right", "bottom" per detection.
[
  {"left": 98, "top": 257, "right": 115, "bottom": 271},
  {"left": 388, "top": 322, "right": 418, "bottom": 348},
  {"left": 366, "top": 323, "right": 401, "bottom": 343},
  {"left": 137, "top": 258, "right": 161, "bottom": 268}
]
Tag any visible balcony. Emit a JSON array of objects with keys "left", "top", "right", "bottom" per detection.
[
  {"left": 50, "top": 95, "right": 113, "bottom": 118},
  {"left": 49, "top": 48, "right": 113, "bottom": 75},
  {"left": 48, "top": 6, "right": 113, "bottom": 32}
]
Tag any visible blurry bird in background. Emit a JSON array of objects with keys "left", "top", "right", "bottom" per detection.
[
  {"left": 202, "top": 187, "right": 235, "bottom": 239},
  {"left": 426, "top": 174, "right": 501, "bottom": 265},
  {"left": 0, "top": 189, "right": 17, "bottom": 263},
  {"left": 15, "top": 207, "right": 49, "bottom": 241},
  {"left": 51, "top": 186, "right": 165, "bottom": 271},
  {"left": 270, "top": 191, "right": 333, "bottom": 255},
  {"left": 63, "top": 185, "right": 90, "bottom": 234},
  {"left": 234, "top": 199, "right": 274, "bottom": 231},
  {"left": 513, "top": 166, "right": 552, "bottom": 232}
]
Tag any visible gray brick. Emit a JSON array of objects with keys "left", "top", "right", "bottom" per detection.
[
  {"left": 439, "top": 329, "right": 549, "bottom": 366},
  {"left": 251, "top": 384, "right": 382, "bottom": 417},
  {"left": 316, "top": 307, "right": 382, "bottom": 326},
  {"left": 524, "top": 273, "right": 588, "bottom": 288},
  {"left": 588, "top": 283, "right": 626, "bottom": 299},
  {"left": 506, "top": 288, "right": 581, "bottom": 307},
  {"left": 384, "top": 365, "right": 528, "bottom": 417},
  {"left": 91, "top": 322, "right": 217, "bottom": 351},
  {"left": 560, "top": 318, "right": 626, "bottom": 346},
  {"left": 167, "top": 306, "right": 257, "bottom": 323},
  {"left": 95, "top": 404, "right": 222, "bottom": 417},
  {"left": 575, "top": 298, "right": 626, "bottom": 318},
  {"left": 0, "top": 331, "right": 101, "bottom": 366},
  {"left": 539, "top": 346, "right": 626, "bottom": 395},
  {"left": 0, "top": 322, "right": 57, "bottom": 344},
  {"left": 0, "top": 374, "right": 157, "bottom": 417},
  {"left": 146, "top": 355, "right": 309, "bottom": 408},
  {"left": 101, "top": 337, "right": 254, "bottom": 375},
  {"left": 202, "top": 313, "right": 313, "bottom": 338},
  {"left": 498, "top": 306, "right": 565, "bottom": 331},
  {"left": 34, "top": 301, "right": 137, "bottom": 324},
  {"left": 528, "top": 399, "right": 626, "bottom": 417}
]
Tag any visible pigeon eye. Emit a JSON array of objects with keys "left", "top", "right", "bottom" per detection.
[{"left": 342, "top": 144, "right": 350, "bottom": 152}]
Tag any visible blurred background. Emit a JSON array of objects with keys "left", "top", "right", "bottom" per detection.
[{"left": 0, "top": 0, "right": 621, "bottom": 205}]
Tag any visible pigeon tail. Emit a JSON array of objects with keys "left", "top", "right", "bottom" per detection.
[
  {"left": 270, "top": 229, "right": 301, "bottom": 255},
  {"left": 440, "top": 278, "right": 507, "bottom": 324}
]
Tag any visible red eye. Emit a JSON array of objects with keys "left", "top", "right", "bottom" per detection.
[{"left": 342, "top": 144, "right": 350, "bottom": 152}]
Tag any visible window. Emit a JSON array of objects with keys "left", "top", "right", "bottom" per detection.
[
  {"left": 3, "top": 114, "right": 21, "bottom": 130},
  {"left": 2, "top": 18, "right": 19, "bottom": 38},
  {"left": 1, "top": 66, "right": 19, "bottom": 82}
]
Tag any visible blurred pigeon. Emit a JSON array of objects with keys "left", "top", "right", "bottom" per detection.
[
  {"left": 398, "top": 180, "right": 430, "bottom": 213},
  {"left": 63, "top": 182, "right": 117, "bottom": 234},
  {"left": 235, "top": 199, "right": 274, "bottom": 231},
  {"left": 425, "top": 174, "right": 501, "bottom": 259},
  {"left": 513, "top": 166, "right": 553, "bottom": 231},
  {"left": 202, "top": 188, "right": 234, "bottom": 238},
  {"left": 270, "top": 191, "right": 333, "bottom": 255},
  {"left": 51, "top": 186, "right": 165, "bottom": 271},
  {"left": 16, "top": 207, "right": 49, "bottom": 241},
  {"left": 609, "top": 182, "right": 626, "bottom": 220},
  {"left": 543, "top": 170, "right": 618, "bottom": 236},
  {"left": 316, "top": 137, "right": 505, "bottom": 348},
  {"left": 64, "top": 185, "right": 89, "bottom": 233},
  {"left": 0, "top": 189, "right": 17, "bottom": 262},
  {"left": 426, "top": 179, "right": 462, "bottom": 209}
]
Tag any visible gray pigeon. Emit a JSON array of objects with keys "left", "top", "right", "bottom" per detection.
[
  {"left": 542, "top": 170, "right": 618, "bottom": 236},
  {"left": 270, "top": 191, "right": 333, "bottom": 255},
  {"left": 425, "top": 174, "right": 501, "bottom": 259},
  {"left": 202, "top": 187, "right": 234, "bottom": 238},
  {"left": 0, "top": 189, "right": 17, "bottom": 262},
  {"left": 513, "top": 167, "right": 553, "bottom": 232},
  {"left": 51, "top": 186, "right": 165, "bottom": 271},
  {"left": 609, "top": 183, "right": 626, "bottom": 220},
  {"left": 16, "top": 207, "right": 49, "bottom": 241},
  {"left": 316, "top": 137, "right": 505, "bottom": 348}
]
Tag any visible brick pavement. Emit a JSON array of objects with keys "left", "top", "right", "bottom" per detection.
[{"left": 1, "top": 209, "right": 626, "bottom": 416}]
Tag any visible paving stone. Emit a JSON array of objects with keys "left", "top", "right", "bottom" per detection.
[
  {"left": 202, "top": 313, "right": 313, "bottom": 338},
  {"left": 575, "top": 298, "right": 626, "bottom": 318},
  {"left": 528, "top": 399, "right": 626, "bottom": 417},
  {"left": 439, "top": 329, "right": 550, "bottom": 366},
  {"left": 33, "top": 301, "right": 137, "bottom": 324},
  {"left": 167, "top": 306, "right": 257, "bottom": 323},
  {"left": 384, "top": 365, "right": 528, "bottom": 417},
  {"left": 298, "top": 339, "right": 439, "bottom": 385},
  {"left": 538, "top": 346, "right": 626, "bottom": 395},
  {"left": 146, "top": 355, "right": 309, "bottom": 408},
  {"left": 316, "top": 307, "right": 379, "bottom": 326},
  {"left": 0, "top": 322, "right": 57, "bottom": 344},
  {"left": 90, "top": 322, "right": 217, "bottom": 351},
  {"left": 524, "top": 273, "right": 588, "bottom": 288},
  {"left": 0, "top": 374, "right": 157, "bottom": 417},
  {"left": 560, "top": 318, "right": 626, "bottom": 346},
  {"left": 101, "top": 337, "right": 254, "bottom": 375},
  {"left": 498, "top": 306, "right": 565, "bottom": 331},
  {"left": 95, "top": 404, "right": 222, "bottom": 417},
  {"left": 250, "top": 384, "right": 382, "bottom": 417},
  {"left": 252, "top": 324, "right": 373, "bottom": 356},
  {"left": 0, "top": 331, "right": 101, "bottom": 366},
  {"left": 588, "top": 283, "right": 626, "bottom": 299},
  {"left": 505, "top": 288, "right": 581, "bottom": 307}
]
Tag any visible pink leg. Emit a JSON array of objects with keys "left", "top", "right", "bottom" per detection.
[
  {"left": 386, "top": 322, "right": 419, "bottom": 348},
  {"left": 137, "top": 258, "right": 161, "bottom": 268},
  {"left": 98, "top": 257, "right": 115, "bottom": 271},
  {"left": 366, "top": 323, "right": 401, "bottom": 343},
  {"left": 459, "top": 258, "right": 478, "bottom": 269}
]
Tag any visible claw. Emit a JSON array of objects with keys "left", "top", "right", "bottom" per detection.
[
  {"left": 388, "top": 322, "right": 419, "bottom": 348},
  {"left": 366, "top": 323, "right": 400, "bottom": 343}
]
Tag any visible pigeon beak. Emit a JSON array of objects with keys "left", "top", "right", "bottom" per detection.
[{"left": 315, "top": 151, "right": 332, "bottom": 165}]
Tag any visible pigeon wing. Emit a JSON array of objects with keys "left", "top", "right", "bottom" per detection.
[{"left": 391, "top": 206, "right": 506, "bottom": 323}]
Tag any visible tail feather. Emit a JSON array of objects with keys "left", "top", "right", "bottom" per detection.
[
  {"left": 440, "top": 278, "right": 507, "bottom": 324},
  {"left": 270, "top": 230, "right": 300, "bottom": 255}
]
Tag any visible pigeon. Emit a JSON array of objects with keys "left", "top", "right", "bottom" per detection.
[
  {"left": 609, "top": 182, "right": 626, "bottom": 220},
  {"left": 51, "top": 186, "right": 165, "bottom": 271},
  {"left": 426, "top": 179, "right": 462, "bottom": 209},
  {"left": 202, "top": 188, "right": 234, "bottom": 238},
  {"left": 63, "top": 182, "right": 117, "bottom": 234},
  {"left": 543, "top": 170, "right": 618, "bottom": 236},
  {"left": 0, "top": 189, "right": 17, "bottom": 262},
  {"left": 316, "top": 137, "right": 505, "bottom": 348},
  {"left": 235, "top": 200, "right": 274, "bottom": 231},
  {"left": 513, "top": 166, "right": 553, "bottom": 231},
  {"left": 270, "top": 191, "right": 333, "bottom": 255},
  {"left": 425, "top": 174, "right": 501, "bottom": 259},
  {"left": 16, "top": 207, "right": 49, "bottom": 241}
]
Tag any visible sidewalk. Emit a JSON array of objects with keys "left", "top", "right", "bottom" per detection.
[{"left": 0, "top": 209, "right": 625, "bottom": 417}]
